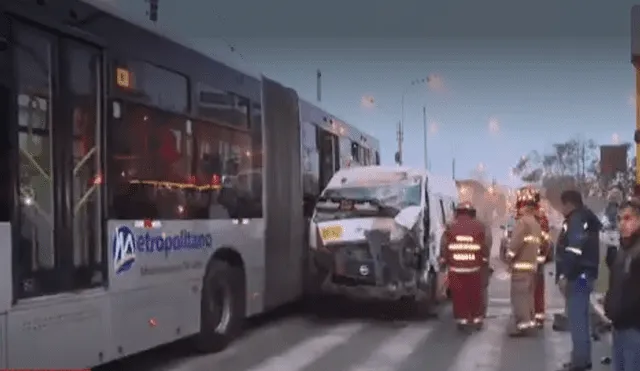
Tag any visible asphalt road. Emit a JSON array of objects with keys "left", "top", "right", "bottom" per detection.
[{"left": 97, "top": 229, "right": 615, "bottom": 371}]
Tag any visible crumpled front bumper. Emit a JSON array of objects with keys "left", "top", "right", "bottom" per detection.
[{"left": 310, "top": 230, "right": 417, "bottom": 300}]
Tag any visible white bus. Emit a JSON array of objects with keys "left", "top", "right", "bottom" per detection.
[{"left": 0, "top": 0, "right": 380, "bottom": 368}]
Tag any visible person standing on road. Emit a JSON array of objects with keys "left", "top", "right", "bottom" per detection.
[
  {"left": 604, "top": 199, "right": 640, "bottom": 371},
  {"left": 553, "top": 217, "right": 570, "bottom": 332},
  {"left": 534, "top": 198, "right": 553, "bottom": 328},
  {"left": 504, "top": 188, "right": 541, "bottom": 337},
  {"left": 439, "top": 202, "right": 491, "bottom": 331},
  {"left": 557, "top": 190, "right": 601, "bottom": 371}
]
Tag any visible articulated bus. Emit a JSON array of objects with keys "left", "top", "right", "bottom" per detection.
[{"left": 0, "top": 0, "right": 380, "bottom": 368}]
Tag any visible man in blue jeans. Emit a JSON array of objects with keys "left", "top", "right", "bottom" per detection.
[
  {"left": 557, "top": 190, "right": 601, "bottom": 371},
  {"left": 604, "top": 199, "right": 640, "bottom": 371}
]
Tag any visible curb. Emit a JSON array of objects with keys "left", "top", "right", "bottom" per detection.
[{"left": 590, "top": 293, "right": 611, "bottom": 326}]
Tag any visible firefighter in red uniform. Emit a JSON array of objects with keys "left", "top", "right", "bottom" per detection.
[{"left": 439, "top": 202, "right": 491, "bottom": 330}]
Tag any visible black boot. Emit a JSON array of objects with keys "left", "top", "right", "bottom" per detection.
[
  {"left": 552, "top": 313, "right": 568, "bottom": 332},
  {"left": 558, "top": 361, "right": 592, "bottom": 371}
]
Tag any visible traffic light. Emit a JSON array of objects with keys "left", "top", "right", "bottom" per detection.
[{"left": 148, "top": 0, "right": 159, "bottom": 22}]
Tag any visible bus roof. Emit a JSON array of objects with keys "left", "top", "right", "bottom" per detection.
[{"left": 82, "top": 0, "right": 262, "bottom": 80}]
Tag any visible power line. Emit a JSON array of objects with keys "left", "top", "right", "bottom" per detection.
[{"left": 205, "top": 9, "right": 259, "bottom": 72}]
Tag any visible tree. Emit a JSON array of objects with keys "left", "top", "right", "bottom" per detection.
[{"left": 512, "top": 137, "right": 636, "bottom": 212}]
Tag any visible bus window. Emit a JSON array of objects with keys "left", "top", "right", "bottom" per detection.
[
  {"left": 317, "top": 127, "right": 338, "bottom": 189},
  {"left": 301, "top": 121, "right": 320, "bottom": 203},
  {"left": 68, "top": 41, "right": 103, "bottom": 278},
  {"left": 14, "top": 25, "right": 57, "bottom": 294},
  {"left": 362, "top": 147, "right": 370, "bottom": 165},
  {"left": 108, "top": 103, "right": 195, "bottom": 219},
  {"left": 351, "top": 141, "right": 360, "bottom": 163},
  {"left": 192, "top": 122, "right": 261, "bottom": 220},
  {"left": 250, "top": 101, "right": 263, "bottom": 183},
  {"left": 0, "top": 85, "right": 9, "bottom": 222},
  {"left": 115, "top": 60, "right": 189, "bottom": 114},
  {"left": 197, "top": 83, "right": 249, "bottom": 128},
  {"left": 358, "top": 145, "right": 366, "bottom": 165}
]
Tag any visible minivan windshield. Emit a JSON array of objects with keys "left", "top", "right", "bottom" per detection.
[{"left": 321, "top": 181, "right": 422, "bottom": 209}]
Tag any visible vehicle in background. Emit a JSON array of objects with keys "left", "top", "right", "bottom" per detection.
[
  {"left": 599, "top": 211, "right": 620, "bottom": 268},
  {"left": 499, "top": 216, "right": 517, "bottom": 261},
  {"left": 0, "top": 0, "right": 380, "bottom": 368},
  {"left": 307, "top": 166, "right": 456, "bottom": 315}
]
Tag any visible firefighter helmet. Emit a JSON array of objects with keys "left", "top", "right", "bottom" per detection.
[{"left": 516, "top": 186, "right": 540, "bottom": 208}]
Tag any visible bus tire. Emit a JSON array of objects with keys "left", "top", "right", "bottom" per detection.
[{"left": 194, "top": 260, "right": 245, "bottom": 353}]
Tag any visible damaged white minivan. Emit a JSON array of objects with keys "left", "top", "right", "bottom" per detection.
[{"left": 307, "top": 166, "right": 451, "bottom": 316}]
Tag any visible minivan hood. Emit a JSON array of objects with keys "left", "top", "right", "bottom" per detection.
[{"left": 394, "top": 205, "right": 422, "bottom": 229}]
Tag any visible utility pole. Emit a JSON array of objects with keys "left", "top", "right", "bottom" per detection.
[
  {"left": 579, "top": 140, "right": 586, "bottom": 194},
  {"left": 316, "top": 69, "right": 322, "bottom": 102},
  {"left": 423, "top": 105, "right": 428, "bottom": 169},
  {"left": 452, "top": 158, "right": 456, "bottom": 180},
  {"left": 395, "top": 121, "right": 403, "bottom": 165}
]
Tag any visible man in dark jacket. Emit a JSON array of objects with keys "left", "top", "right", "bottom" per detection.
[
  {"left": 604, "top": 199, "right": 640, "bottom": 371},
  {"left": 557, "top": 190, "right": 601, "bottom": 371},
  {"left": 553, "top": 219, "right": 570, "bottom": 332}
]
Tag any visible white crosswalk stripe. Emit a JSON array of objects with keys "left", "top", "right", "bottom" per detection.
[
  {"left": 128, "top": 313, "right": 611, "bottom": 371},
  {"left": 244, "top": 317, "right": 582, "bottom": 371},
  {"left": 245, "top": 322, "right": 364, "bottom": 371},
  {"left": 446, "top": 317, "right": 508, "bottom": 371},
  {"left": 348, "top": 325, "right": 433, "bottom": 371}
]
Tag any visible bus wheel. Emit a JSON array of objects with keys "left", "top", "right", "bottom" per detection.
[{"left": 194, "top": 260, "right": 245, "bottom": 353}]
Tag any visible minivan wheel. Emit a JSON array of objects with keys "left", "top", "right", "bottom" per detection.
[{"left": 194, "top": 260, "right": 245, "bottom": 353}]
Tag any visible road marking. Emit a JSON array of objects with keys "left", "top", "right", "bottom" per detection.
[
  {"left": 245, "top": 322, "right": 364, "bottom": 371},
  {"left": 489, "top": 297, "right": 511, "bottom": 304},
  {"left": 348, "top": 325, "right": 433, "bottom": 371},
  {"left": 487, "top": 306, "right": 565, "bottom": 318},
  {"left": 446, "top": 317, "right": 508, "bottom": 371}
]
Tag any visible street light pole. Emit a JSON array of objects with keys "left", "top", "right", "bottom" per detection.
[
  {"left": 398, "top": 76, "right": 430, "bottom": 166},
  {"left": 423, "top": 105, "right": 428, "bottom": 169}
]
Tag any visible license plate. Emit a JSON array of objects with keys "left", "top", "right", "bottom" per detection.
[{"left": 320, "top": 225, "right": 343, "bottom": 241}]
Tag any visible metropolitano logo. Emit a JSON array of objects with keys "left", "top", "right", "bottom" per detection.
[{"left": 113, "top": 226, "right": 137, "bottom": 275}]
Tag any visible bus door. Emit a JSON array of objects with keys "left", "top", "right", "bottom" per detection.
[
  {"left": 2, "top": 18, "right": 105, "bottom": 300},
  {"left": 317, "top": 128, "right": 338, "bottom": 189}
]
